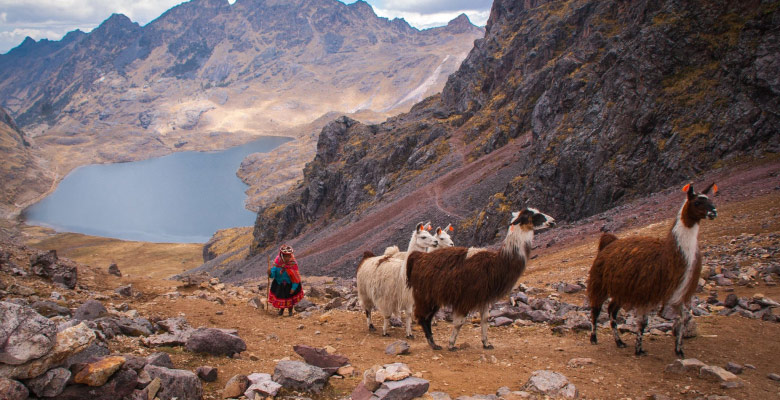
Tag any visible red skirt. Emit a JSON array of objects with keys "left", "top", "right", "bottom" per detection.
[{"left": 268, "top": 281, "right": 304, "bottom": 309}]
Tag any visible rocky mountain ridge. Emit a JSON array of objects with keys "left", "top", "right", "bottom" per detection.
[
  {"left": 0, "top": 0, "right": 483, "bottom": 213},
  {"left": 236, "top": 0, "right": 779, "bottom": 278}
]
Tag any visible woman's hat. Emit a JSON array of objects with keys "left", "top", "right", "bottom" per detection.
[{"left": 280, "top": 245, "right": 294, "bottom": 254}]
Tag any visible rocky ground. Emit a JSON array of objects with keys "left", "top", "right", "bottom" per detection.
[{"left": 1, "top": 161, "right": 779, "bottom": 399}]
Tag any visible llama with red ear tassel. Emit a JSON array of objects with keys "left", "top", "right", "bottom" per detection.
[{"left": 587, "top": 182, "right": 718, "bottom": 358}]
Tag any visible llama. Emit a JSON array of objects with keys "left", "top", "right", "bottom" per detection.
[
  {"left": 435, "top": 224, "right": 454, "bottom": 247},
  {"left": 587, "top": 183, "right": 718, "bottom": 358},
  {"left": 357, "top": 222, "right": 440, "bottom": 338},
  {"left": 406, "top": 208, "right": 555, "bottom": 350}
]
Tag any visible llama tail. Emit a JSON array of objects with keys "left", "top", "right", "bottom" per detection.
[
  {"left": 405, "top": 252, "right": 417, "bottom": 289},
  {"left": 597, "top": 233, "right": 618, "bottom": 251},
  {"left": 383, "top": 245, "right": 400, "bottom": 256},
  {"left": 357, "top": 251, "right": 375, "bottom": 272}
]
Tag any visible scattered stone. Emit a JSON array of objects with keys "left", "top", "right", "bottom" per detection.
[
  {"left": 30, "top": 300, "right": 71, "bottom": 317},
  {"left": 30, "top": 250, "right": 78, "bottom": 289},
  {"left": 768, "top": 373, "right": 780, "bottom": 381},
  {"left": 699, "top": 365, "right": 739, "bottom": 383},
  {"left": 272, "top": 360, "right": 330, "bottom": 393},
  {"left": 185, "top": 328, "right": 246, "bottom": 357},
  {"left": 61, "top": 342, "right": 110, "bottom": 369},
  {"left": 376, "top": 363, "right": 412, "bottom": 383},
  {"left": 363, "top": 365, "right": 383, "bottom": 392},
  {"left": 74, "top": 299, "right": 108, "bottom": 321},
  {"left": 430, "top": 391, "right": 454, "bottom": 400},
  {"left": 245, "top": 372, "right": 282, "bottom": 399},
  {"left": 196, "top": 366, "right": 218, "bottom": 382},
  {"left": 386, "top": 340, "right": 411, "bottom": 355},
  {"left": 57, "top": 368, "right": 137, "bottom": 400},
  {"left": 373, "top": 377, "right": 430, "bottom": 400},
  {"left": 0, "top": 301, "right": 58, "bottom": 365},
  {"left": 23, "top": 367, "right": 70, "bottom": 397},
  {"left": 493, "top": 316, "right": 513, "bottom": 327},
  {"left": 665, "top": 358, "right": 706, "bottom": 374},
  {"left": 337, "top": 365, "right": 356, "bottom": 377},
  {"left": 293, "top": 344, "right": 349, "bottom": 374},
  {"left": 115, "top": 284, "right": 133, "bottom": 297},
  {"left": 295, "top": 299, "right": 316, "bottom": 312},
  {"left": 108, "top": 263, "right": 122, "bottom": 276},
  {"left": 147, "top": 352, "right": 175, "bottom": 369},
  {"left": 567, "top": 358, "right": 594, "bottom": 368},
  {"left": 521, "top": 370, "right": 577, "bottom": 399},
  {"left": 74, "top": 355, "right": 126, "bottom": 386},
  {"left": 0, "top": 377, "right": 28, "bottom": 400},
  {"left": 144, "top": 364, "right": 203, "bottom": 400},
  {"left": 116, "top": 317, "right": 154, "bottom": 337},
  {"left": 223, "top": 374, "right": 250, "bottom": 398},
  {"left": 352, "top": 381, "right": 374, "bottom": 400},
  {"left": 720, "top": 380, "right": 744, "bottom": 389},
  {"left": 725, "top": 362, "right": 743, "bottom": 375}
]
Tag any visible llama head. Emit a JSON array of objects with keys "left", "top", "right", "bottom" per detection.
[
  {"left": 435, "top": 224, "right": 455, "bottom": 247},
  {"left": 413, "top": 222, "right": 439, "bottom": 251},
  {"left": 510, "top": 208, "right": 555, "bottom": 231},
  {"left": 683, "top": 183, "right": 718, "bottom": 222}
]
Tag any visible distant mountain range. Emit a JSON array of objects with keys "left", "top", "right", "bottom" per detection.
[{"left": 0, "top": 0, "right": 483, "bottom": 213}]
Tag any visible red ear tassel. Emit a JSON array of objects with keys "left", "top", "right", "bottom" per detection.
[
  {"left": 449, "top": 226, "right": 454, "bottom": 231},
  {"left": 712, "top": 184, "right": 718, "bottom": 194},
  {"left": 682, "top": 183, "right": 691, "bottom": 193}
]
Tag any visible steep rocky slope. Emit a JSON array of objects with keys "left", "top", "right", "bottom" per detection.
[
  {"left": 235, "top": 0, "right": 779, "bottom": 278},
  {"left": 0, "top": 0, "right": 483, "bottom": 213},
  {"left": 0, "top": 107, "right": 53, "bottom": 218}
]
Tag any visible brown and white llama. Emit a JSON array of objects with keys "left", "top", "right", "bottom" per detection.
[
  {"left": 587, "top": 183, "right": 718, "bottom": 357},
  {"left": 406, "top": 208, "right": 555, "bottom": 350},
  {"left": 356, "top": 222, "right": 440, "bottom": 338}
]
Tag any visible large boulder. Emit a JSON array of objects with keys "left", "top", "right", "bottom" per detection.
[
  {"left": 0, "top": 301, "right": 58, "bottom": 365},
  {"left": 273, "top": 360, "right": 330, "bottom": 393},
  {"left": 30, "top": 250, "right": 77, "bottom": 289},
  {"left": 0, "top": 377, "right": 29, "bottom": 400},
  {"left": 143, "top": 364, "right": 203, "bottom": 400},
  {"left": 0, "top": 322, "right": 95, "bottom": 380},
  {"left": 23, "top": 367, "right": 70, "bottom": 397},
  {"left": 185, "top": 328, "right": 246, "bottom": 357},
  {"left": 73, "top": 300, "right": 108, "bottom": 321}
]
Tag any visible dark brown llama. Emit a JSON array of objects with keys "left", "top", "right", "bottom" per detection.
[
  {"left": 587, "top": 183, "right": 718, "bottom": 358},
  {"left": 406, "top": 208, "right": 555, "bottom": 350}
]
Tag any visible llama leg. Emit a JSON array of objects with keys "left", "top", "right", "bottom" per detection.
[
  {"left": 365, "top": 310, "right": 376, "bottom": 332},
  {"left": 405, "top": 309, "right": 414, "bottom": 339},
  {"left": 448, "top": 312, "right": 466, "bottom": 351},
  {"left": 480, "top": 305, "right": 493, "bottom": 350},
  {"left": 382, "top": 314, "right": 391, "bottom": 337},
  {"left": 420, "top": 308, "right": 441, "bottom": 350},
  {"left": 590, "top": 305, "right": 602, "bottom": 345},
  {"left": 672, "top": 304, "right": 686, "bottom": 358},
  {"left": 608, "top": 301, "right": 626, "bottom": 348},
  {"left": 635, "top": 313, "right": 648, "bottom": 356}
]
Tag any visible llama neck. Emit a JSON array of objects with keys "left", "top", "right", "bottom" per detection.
[
  {"left": 668, "top": 200, "right": 700, "bottom": 305},
  {"left": 407, "top": 234, "right": 427, "bottom": 253},
  {"left": 500, "top": 227, "right": 533, "bottom": 262}
]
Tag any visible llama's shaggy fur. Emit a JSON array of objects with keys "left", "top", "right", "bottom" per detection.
[
  {"left": 587, "top": 183, "right": 718, "bottom": 357},
  {"left": 356, "top": 222, "right": 440, "bottom": 337},
  {"left": 406, "top": 209, "right": 554, "bottom": 350}
]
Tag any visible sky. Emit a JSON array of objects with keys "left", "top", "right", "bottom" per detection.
[{"left": 0, "top": 0, "right": 493, "bottom": 55}]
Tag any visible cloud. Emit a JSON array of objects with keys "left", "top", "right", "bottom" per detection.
[
  {"left": 373, "top": 7, "right": 490, "bottom": 29},
  {"left": 374, "top": 0, "right": 494, "bottom": 15}
]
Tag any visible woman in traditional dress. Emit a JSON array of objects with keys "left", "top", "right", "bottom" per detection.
[{"left": 268, "top": 244, "right": 305, "bottom": 316}]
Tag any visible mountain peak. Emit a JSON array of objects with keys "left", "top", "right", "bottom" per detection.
[
  {"left": 444, "top": 13, "right": 478, "bottom": 33},
  {"left": 348, "top": 0, "right": 377, "bottom": 18}
]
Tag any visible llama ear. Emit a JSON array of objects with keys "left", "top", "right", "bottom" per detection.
[
  {"left": 703, "top": 182, "right": 718, "bottom": 195},
  {"left": 682, "top": 183, "right": 691, "bottom": 193},
  {"left": 436, "top": 227, "right": 442, "bottom": 235},
  {"left": 416, "top": 223, "right": 424, "bottom": 232}
]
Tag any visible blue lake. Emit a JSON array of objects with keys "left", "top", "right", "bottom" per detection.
[{"left": 23, "top": 136, "right": 292, "bottom": 243}]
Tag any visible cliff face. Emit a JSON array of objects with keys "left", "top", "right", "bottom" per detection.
[
  {"left": 244, "top": 0, "right": 779, "bottom": 278},
  {"left": 0, "top": 107, "right": 53, "bottom": 218}
]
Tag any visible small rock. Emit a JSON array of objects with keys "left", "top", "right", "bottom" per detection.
[
  {"left": 567, "top": 358, "right": 594, "bottom": 368},
  {"left": 108, "top": 263, "right": 122, "bottom": 277},
  {"left": 386, "top": 340, "right": 411, "bottom": 356},
  {"left": 337, "top": 365, "right": 356, "bottom": 377},
  {"left": 272, "top": 360, "right": 330, "bottom": 393},
  {"left": 144, "top": 364, "right": 203, "bottom": 400},
  {"left": 725, "top": 362, "right": 743, "bottom": 375},
  {"left": 376, "top": 363, "right": 412, "bottom": 382},
  {"left": 24, "top": 367, "right": 70, "bottom": 397},
  {"left": 720, "top": 380, "right": 744, "bottom": 389},
  {"left": 185, "top": 328, "right": 246, "bottom": 357},
  {"left": 74, "top": 300, "right": 108, "bottom": 321},
  {"left": 373, "top": 377, "right": 430, "bottom": 400},
  {"left": 223, "top": 374, "right": 250, "bottom": 398},
  {"left": 768, "top": 373, "right": 780, "bottom": 381},
  {"left": 699, "top": 365, "right": 739, "bottom": 382},
  {"left": 293, "top": 344, "right": 349, "bottom": 374},
  {"left": 665, "top": 358, "right": 705, "bottom": 374},
  {"left": 351, "top": 382, "right": 373, "bottom": 400},
  {"left": 197, "top": 366, "right": 218, "bottom": 382},
  {"left": 493, "top": 316, "right": 513, "bottom": 327},
  {"left": 521, "top": 370, "right": 577, "bottom": 399},
  {"left": 0, "top": 377, "right": 29, "bottom": 400},
  {"left": 245, "top": 372, "right": 282, "bottom": 399},
  {"left": 74, "top": 356, "right": 126, "bottom": 386},
  {"left": 363, "top": 365, "right": 382, "bottom": 392},
  {"left": 147, "top": 352, "right": 175, "bottom": 368}
]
